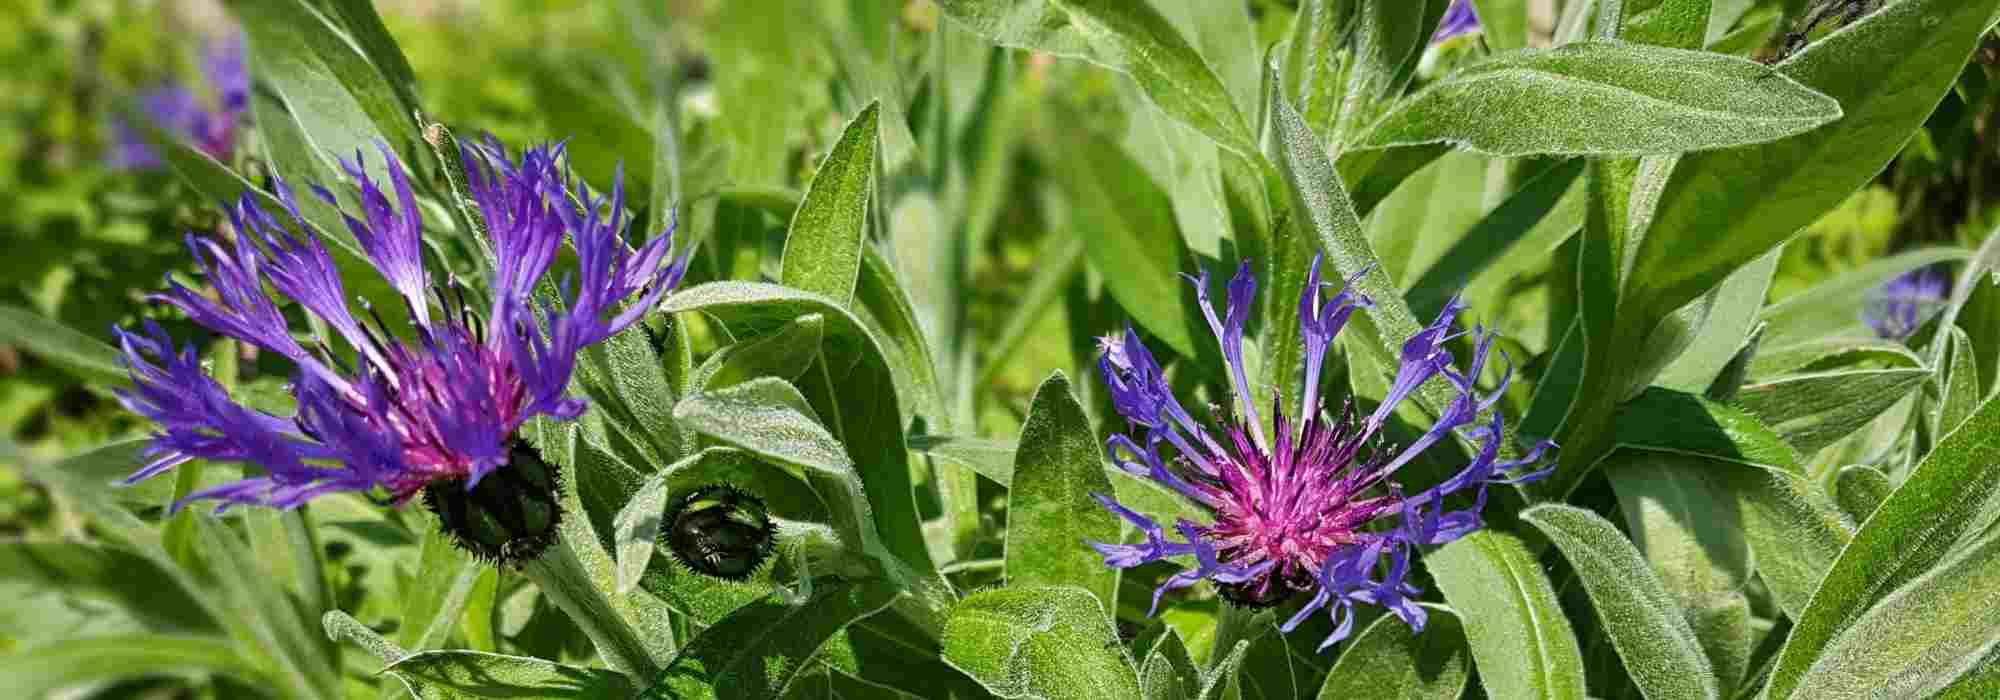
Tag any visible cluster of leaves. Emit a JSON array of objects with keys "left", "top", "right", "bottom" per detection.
[{"left": 5, "top": 0, "right": 2000, "bottom": 698}]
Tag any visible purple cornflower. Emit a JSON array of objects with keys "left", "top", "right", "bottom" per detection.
[
  {"left": 111, "top": 34, "right": 251, "bottom": 169},
  {"left": 1862, "top": 265, "right": 1950, "bottom": 341},
  {"left": 1087, "top": 257, "right": 1553, "bottom": 650},
  {"left": 1432, "top": 0, "right": 1483, "bottom": 44},
  {"left": 113, "top": 139, "right": 691, "bottom": 519}
]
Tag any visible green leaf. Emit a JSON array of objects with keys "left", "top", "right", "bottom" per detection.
[
  {"left": 1624, "top": 0, "right": 1713, "bottom": 49},
  {"left": 1831, "top": 465, "right": 1892, "bottom": 525},
  {"left": 673, "top": 378, "right": 879, "bottom": 563},
  {"left": 227, "top": 0, "right": 415, "bottom": 181},
  {"left": 906, "top": 434, "right": 1211, "bottom": 538},
  {"left": 1336, "top": 0, "right": 1440, "bottom": 141},
  {"left": 931, "top": 0, "right": 1098, "bottom": 65},
  {"left": 1608, "top": 450, "right": 1851, "bottom": 620},
  {"left": 1746, "top": 337, "right": 1921, "bottom": 380},
  {"left": 779, "top": 102, "right": 880, "bottom": 306},
  {"left": 1937, "top": 326, "right": 1983, "bottom": 436},
  {"left": 575, "top": 316, "right": 693, "bottom": 467},
  {"left": 1611, "top": 387, "right": 1800, "bottom": 469},
  {"left": 1224, "top": 614, "right": 1303, "bottom": 700},
  {"left": 1051, "top": 0, "right": 1257, "bottom": 156},
  {"left": 531, "top": 418, "right": 688, "bottom": 665},
  {"left": 1317, "top": 604, "right": 1470, "bottom": 700},
  {"left": 940, "top": 585, "right": 1142, "bottom": 700},
  {"left": 935, "top": 0, "right": 1254, "bottom": 156},
  {"left": 379, "top": 651, "right": 638, "bottom": 699},
  {"left": 978, "top": 237, "right": 1087, "bottom": 385},
  {"left": 0, "top": 635, "right": 269, "bottom": 697},
  {"left": 1005, "top": 373, "right": 1121, "bottom": 610},
  {"left": 855, "top": 246, "right": 950, "bottom": 429},
  {"left": 1473, "top": 0, "right": 1532, "bottom": 52},
  {"left": 0, "top": 541, "right": 214, "bottom": 633},
  {"left": 1758, "top": 248, "right": 1969, "bottom": 350},
  {"left": 646, "top": 581, "right": 900, "bottom": 700},
  {"left": 1367, "top": 150, "right": 1492, "bottom": 289},
  {"left": 1352, "top": 42, "right": 1840, "bottom": 156},
  {"left": 1735, "top": 366, "right": 1931, "bottom": 457},
  {"left": 1426, "top": 531, "right": 1587, "bottom": 700},
  {"left": 1626, "top": 0, "right": 2000, "bottom": 356},
  {"left": 394, "top": 523, "right": 481, "bottom": 654},
  {"left": 1141, "top": 627, "right": 1203, "bottom": 700},
  {"left": 1267, "top": 63, "right": 1461, "bottom": 421},
  {"left": 1407, "top": 158, "right": 1585, "bottom": 317},
  {"left": 1655, "top": 249, "right": 1779, "bottom": 394},
  {"left": 1522, "top": 504, "right": 1721, "bottom": 700},
  {"left": 694, "top": 313, "right": 827, "bottom": 391},
  {"left": 1765, "top": 393, "right": 2000, "bottom": 699},
  {"left": 317, "top": 0, "right": 422, "bottom": 118},
  {"left": 190, "top": 515, "right": 343, "bottom": 700},
  {"left": 1038, "top": 110, "right": 1206, "bottom": 363},
  {"left": 1606, "top": 452, "right": 1756, "bottom": 692},
  {"left": 1789, "top": 532, "right": 2000, "bottom": 698},
  {"left": 661, "top": 282, "right": 936, "bottom": 577},
  {"left": 0, "top": 305, "right": 127, "bottom": 385}
]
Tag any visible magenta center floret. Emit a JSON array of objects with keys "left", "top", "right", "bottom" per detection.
[
  {"left": 114, "top": 137, "right": 691, "bottom": 513},
  {"left": 1088, "top": 258, "right": 1554, "bottom": 649}
]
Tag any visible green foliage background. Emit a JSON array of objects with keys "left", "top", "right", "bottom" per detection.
[{"left": 4, "top": 0, "right": 2000, "bottom": 698}]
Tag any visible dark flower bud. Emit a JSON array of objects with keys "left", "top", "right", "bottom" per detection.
[
  {"left": 665, "top": 485, "right": 778, "bottom": 581},
  {"left": 424, "top": 438, "right": 563, "bottom": 565}
]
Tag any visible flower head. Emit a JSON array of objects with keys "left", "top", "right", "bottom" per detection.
[
  {"left": 112, "top": 34, "right": 250, "bottom": 169},
  {"left": 114, "top": 139, "right": 691, "bottom": 531},
  {"left": 1087, "top": 257, "right": 1553, "bottom": 650},
  {"left": 1862, "top": 265, "right": 1950, "bottom": 341},
  {"left": 1432, "top": 0, "right": 1483, "bottom": 44}
]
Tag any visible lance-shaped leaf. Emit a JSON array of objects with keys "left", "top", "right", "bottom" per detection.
[
  {"left": 1611, "top": 388, "right": 1799, "bottom": 469},
  {"left": 1758, "top": 248, "right": 1970, "bottom": 350},
  {"left": 1351, "top": 41, "right": 1840, "bottom": 156},
  {"left": 935, "top": 0, "right": 1255, "bottom": 156},
  {"left": 1039, "top": 110, "right": 1209, "bottom": 364},
  {"left": 1735, "top": 366, "right": 1931, "bottom": 457},
  {"left": 1765, "top": 394, "right": 2000, "bottom": 699},
  {"left": 1606, "top": 451, "right": 1756, "bottom": 693},
  {"left": 1523, "top": 504, "right": 1721, "bottom": 700},
  {"left": 1267, "top": 62, "right": 1460, "bottom": 420},
  {"left": 780, "top": 102, "right": 879, "bottom": 307},
  {"left": 0, "top": 306, "right": 128, "bottom": 386},
  {"left": 1005, "top": 373, "right": 1121, "bottom": 610},
  {"left": 1607, "top": 451, "right": 1850, "bottom": 621},
  {"left": 941, "top": 585, "right": 1142, "bottom": 700},
  {"left": 1623, "top": 0, "right": 2000, "bottom": 356},
  {"left": 1317, "top": 604, "right": 1470, "bottom": 700},
  {"left": 645, "top": 581, "right": 901, "bottom": 700},
  {"left": 1790, "top": 531, "right": 2000, "bottom": 698},
  {"left": 1428, "top": 531, "right": 1587, "bottom": 700},
  {"left": 0, "top": 635, "right": 270, "bottom": 697},
  {"left": 382, "top": 650, "right": 639, "bottom": 699},
  {"left": 693, "top": 314, "right": 826, "bottom": 392},
  {"left": 226, "top": 0, "right": 415, "bottom": 182}
]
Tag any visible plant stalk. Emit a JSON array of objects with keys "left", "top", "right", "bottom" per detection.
[{"left": 521, "top": 532, "right": 663, "bottom": 680}]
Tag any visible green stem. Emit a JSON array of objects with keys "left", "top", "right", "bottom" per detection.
[{"left": 521, "top": 533, "right": 663, "bottom": 680}]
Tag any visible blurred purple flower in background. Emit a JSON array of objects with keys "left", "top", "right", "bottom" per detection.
[
  {"left": 1863, "top": 265, "right": 1951, "bottom": 340},
  {"left": 1086, "top": 256, "right": 1554, "bottom": 650},
  {"left": 113, "top": 139, "right": 692, "bottom": 520},
  {"left": 1432, "top": 0, "right": 1483, "bottom": 44},
  {"left": 111, "top": 34, "right": 251, "bottom": 169}
]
